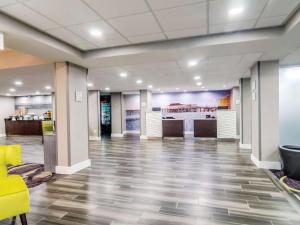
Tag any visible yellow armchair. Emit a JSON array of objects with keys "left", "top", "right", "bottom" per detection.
[{"left": 0, "top": 145, "right": 30, "bottom": 225}]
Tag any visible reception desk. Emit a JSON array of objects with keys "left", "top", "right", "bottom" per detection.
[
  {"left": 194, "top": 119, "right": 217, "bottom": 138},
  {"left": 162, "top": 119, "right": 184, "bottom": 138},
  {"left": 5, "top": 119, "right": 43, "bottom": 136}
]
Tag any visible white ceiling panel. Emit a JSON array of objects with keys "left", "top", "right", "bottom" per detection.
[
  {"left": 67, "top": 20, "right": 129, "bottom": 47},
  {"left": 210, "top": 20, "right": 256, "bottom": 34},
  {"left": 24, "top": 0, "right": 99, "bottom": 26},
  {"left": 166, "top": 27, "right": 206, "bottom": 39},
  {"left": 209, "top": 0, "right": 268, "bottom": 25},
  {"left": 261, "top": 0, "right": 300, "bottom": 18},
  {"left": 46, "top": 27, "right": 96, "bottom": 50},
  {"left": 1, "top": 3, "right": 59, "bottom": 30},
  {"left": 147, "top": 0, "right": 205, "bottom": 10},
  {"left": 155, "top": 3, "right": 207, "bottom": 31},
  {"left": 83, "top": 0, "right": 148, "bottom": 19},
  {"left": 0, "top": 0, "right": 17, "bottom": 7},
  {"left": 108, "top": 13, "right": 162, "bottom": 37},
  {"left": 256, "top": 16, "right": 286, "bottom": 28},
  {"left": 128, "top": 33, "right": 166, "bottom": 44}
]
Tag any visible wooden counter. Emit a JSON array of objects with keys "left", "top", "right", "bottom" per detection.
[
  {"left": 5, "top": 119, "right": 43, "bottom": 136},
  {"left": 194, "top": 119, "right": 217, "bottom": 138},
  {"left": 162, "top": 119, "right": 184, "bottom": 138}
]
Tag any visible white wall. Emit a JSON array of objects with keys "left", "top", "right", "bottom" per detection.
[
  {"left": 0, "top": 96, "right": 15, "bottom": 136},
  {"left": 280, "top": 66, "right": 300, "bottom": 146}
]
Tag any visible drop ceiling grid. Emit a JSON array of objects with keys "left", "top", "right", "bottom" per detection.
[{"left": 0, "top": 0, "right": 299, "bottom": 50}]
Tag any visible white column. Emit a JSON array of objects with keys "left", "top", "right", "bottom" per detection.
[
  {"left": 250, "top": 61, "right": 280, "bottom": 169},
  {"left": 54, "top": 62, "right": 90, "bottom": 174},
  {"left": 140, "top": 90, "right": 152, "bottom": 139},
  {"left": 88, "top": 90, "right": 101, "bottom": 140},
  {"left": 111, "top": 92, "right": 123, "bottom": 137}
]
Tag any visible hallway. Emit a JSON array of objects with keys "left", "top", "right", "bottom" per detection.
[{"left": 1, "top": 137, "right": 299, "bottom": 225}]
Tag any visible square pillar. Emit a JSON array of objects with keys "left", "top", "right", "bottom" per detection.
[
  {"left": 140, "top": 90, "right": 152, "bottom": 139},
  {"left": 88, "top": 90, "right": 101, "bottom": 140},
  {"left": 250, "top": 61, "right": 280, "bottom": 169},
  {"left": 54, "top": 62, "right": 90, "bottom": 174},
  {"left": 239, "top": 78, "right": 251, "bottom": 149},
  {"left": 111, "top": 92, "right": 123, "bottom": 137}
]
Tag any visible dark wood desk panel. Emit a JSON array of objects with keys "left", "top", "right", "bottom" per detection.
[
  {"left": 194, "top": 119, "right": 217, "bottom": 138},
  {"left": 162, "top": 120, "right": 184, "bottom": 138},
  {"left": 5, "top": 120, "right": 43, "bottom": 136}
]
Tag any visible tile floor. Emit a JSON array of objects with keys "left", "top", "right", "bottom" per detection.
[{"left": 1, "top": 136, "right": 300, "bottom": 225}]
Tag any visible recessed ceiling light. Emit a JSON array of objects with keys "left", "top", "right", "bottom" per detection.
[
  {"left": 229, "top": 7, "right": 244, "bottom": 16},
  {"left": 105, "top": 87, "right": 110, "bottom": 91},
  {"left": 45, "top": 85, "right": 51, "bottom": 90},
  {"left": 136, "top": 79, "right": 143, "bottom": 84},
  {"left": 9, "top": 88, "right": 16, "bottom": 92},
  {"left": 188, "top": 60, "right": 198, "bottom": 67},
  {"left": 6, "top": 93, "right": 11, "bottom": 96},
  {"left": 14, "top": 81, "right": 23, "bottom": 86},
  {"left": 223, "top": 85, "right": 227, "bottom": 88},
  {"left": 89, "top": 29, "right": 102, "bottom": 37},
  {"left": 176, "top": 88, "right": 179, "bottom": 90},
  {"left": 35, "top": 91, "right": 40, "bottom": 95},
  {"left": 148, "top": 85, "right": 153, "bottom": 89},
  {"left": 120, "top": 72, "right": 127, "bottom": 78},
  {"left": 87, "top": 83, "right": 94, "bottom": 87},
  {"left": 196, "top": 82, "right": 202, "bottom": 86},
  {"left": 202, "top": 86, "right": 205, "bottom": 89},
  {"left": 194, "top": 76, "right": 201, "bottom": 80}
]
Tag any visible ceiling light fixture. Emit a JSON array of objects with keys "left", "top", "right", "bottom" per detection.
[
  {"left": 87, "top": 83, "right": 94, "bottom": 87},
  {"left": 229, "top": 7, "right": 244, "bottom": 16},
  {"left": 89, "top": 29, "right": 102, "bottom": 37},
  {"left": 9, "top": 88, "right": 15, "bottom": 92},
  {"left": 120, "top": 72, "right": 128, "bottom": 78},
  {"left": 196, "top": 82, "right": 202, "bottom": 86},
  {"left": 6, "top": 93, "right": 11, "bottom": 96},
  {"left": 176, "top": 88, "right": 179, "bottom": 90},
  {"left": 202, "top": 86, "right": 205, "bottom": 89},
  {"left": 194, "top": 76, "right": 201, "bottom": 80},
  {"left": 14, "top": 81, "right": 23, "bottom": 86},
  {"left": 105, "top": 87, "right": 110, "bottom": 91},
  {"left": 136, "top": 79, "right": 143, "bottom": 84},
  {"left": 45, "top": 85, "right": 51, "bottom": 90},
  {"left": 35, "top": 91, "right": 40, "bottom": 95},
  {"left": 223, "top": 85, "right": 227, "bottom": 88},
  {"left": 188, "top": 60, "right": 198, "bottom": 67},
  {"left": 148, "top": 85, "right": 153, "bottom": 89}
]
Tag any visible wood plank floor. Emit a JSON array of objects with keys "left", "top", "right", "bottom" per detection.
[{"left": 1, "top": 136, "right": 300, "bottom": 225}]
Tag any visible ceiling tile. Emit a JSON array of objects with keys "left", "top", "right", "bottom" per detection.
[
  {"left": 166, "top": 27, "right": 206, "bottom": 39},
  {"left": 147, "top": 0, "right": 205, "bottom": 10},
  {"left": 1, "top": 4, "right": 59, "bottom": 30},
  {"left": 108, "top": 13, "right": 161, "bottom": 37},
  {"left": 68, "top": 20, "right": 129, "bottom": 47},
  {"left": 155, "top": 3, "right": 207, "bottom": 31},
  {"left": 256, "top": 16, "right": 287, "bottom": 28},
  {"left": 24, "top": 0, "right": 99, "bottom": 26},
  {"left": 0, "top": 0, "right": 17, "bottom": 7},
  {"left": 260, "top": 0, "right": 300, "bottom": 18},
  {"left": 128, "top": 33, "right": 166, "bottom": 44},
  {"left": 209, "top": 0, "right": 268, "bottom": 25},
  {"left": 46, "top": 27, "right": 97, "bottom": 50},
  {"left": 83, "top": 0, "right": 149, "bottom": 19},
  {"left": 210, "top": 20, "right": 256, "bottom": 34}
]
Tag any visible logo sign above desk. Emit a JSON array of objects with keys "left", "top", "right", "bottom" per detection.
[{"left": 0, "top": 32, "right": 4, "bottom": 50}]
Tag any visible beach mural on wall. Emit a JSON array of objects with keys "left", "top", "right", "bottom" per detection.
[
  {"left": 152, "top": 90, "right": 231, "bottom": 132},
  {"left": 124, "top": 94, "right": 140, "bottom": 132}
]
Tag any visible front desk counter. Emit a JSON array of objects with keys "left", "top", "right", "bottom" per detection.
[
  {"left": 194, "top": 119, "right": 217, "bottom": 138},
  {"left": 162, "top": 119, "right": 184, "bottom": 138}
]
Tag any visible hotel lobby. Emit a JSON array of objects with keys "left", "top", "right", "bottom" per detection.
[{"left": 1, "top": 0, "right": 300, "bottom": 225}]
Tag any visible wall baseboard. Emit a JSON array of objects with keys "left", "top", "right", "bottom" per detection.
[
  {"left": 124, "top": 130, "right": 140, "bottom": 134},
  {"left": 0, "top": 133, "right": 6, "bottom": 137},
  {"left": 239, "top": 143, "right": 251, "bottom": 149},
  {"left": 89, "top": 136, "right": 101, "bottom": 141},
  {"left": 251, "top": 154, "right": 281, "bottom": 170},
  {"left": 140, "top": 135, "right": 148, "bottom": 140},
  {"left": 184, "top": 131, "right": 194, "bottom": 135},
  {"left": 56, "top": 159, "right": 91, "bottom": 175},
  {"left": 111, "top": 133, "right": 124, "bottom": 138}
]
